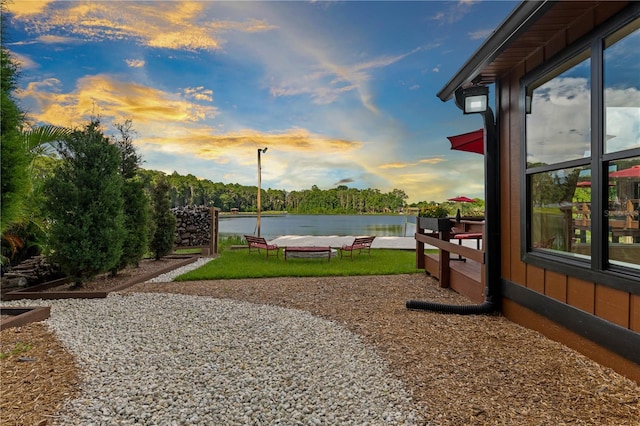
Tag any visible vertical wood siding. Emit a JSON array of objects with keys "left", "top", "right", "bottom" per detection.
[
  {"left": 595, "top": 285, "right": 630, "bottom": 328},
  {"left": 567, "top": 277, "right": 596, "bottom": 314}
]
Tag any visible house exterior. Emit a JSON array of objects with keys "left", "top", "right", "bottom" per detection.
[{"left": 437, "top": 1, "right": 639, "bottom": 381}]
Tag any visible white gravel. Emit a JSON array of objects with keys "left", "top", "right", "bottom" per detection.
[
  {"left": 144, "top": 257, "right": 214, "bottom": 283},
  {"left": 6, "top": 293, "right": 423, "bottom": 425}
]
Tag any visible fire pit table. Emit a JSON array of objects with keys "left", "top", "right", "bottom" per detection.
[{"left": 284, "top": 246, "right": 335, "bottom": 262}]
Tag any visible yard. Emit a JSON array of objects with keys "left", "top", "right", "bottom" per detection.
[{"left": 1, "top": 251, "right": 639, "bottom": 425}]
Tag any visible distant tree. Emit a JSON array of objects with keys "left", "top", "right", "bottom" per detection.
[
  {"left": 149, "top": 176, "right": 176, "bottom": 260},
  {"left": 111, "top": 120, "right": 150, "bottom": 272},
  {"left": 43, "top": 120, "right": 125, "bottom": 287},
  {"left": 113, "top": 119, "right": 143, "bottom": 179},
  {"left": 134, "top": 168, "right": 420, "bottom": 214}
]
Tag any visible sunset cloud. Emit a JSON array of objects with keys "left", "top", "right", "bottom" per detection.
[
  {"left": 379, "top": 156, "right": 446, "bottom": 169},
  {"left": 141, "top": 128, "right": 362, "bottom": 159},
  {"left": 419, "top": 157, "right": 447, "bottom": 165},
  {"left": 11, "top": 1, "right": 276, "bottom": 51},
  {"left": 5, "top": 0, "right": 55, "bottom": 17},
  {"left": 125, "top": 59, "right": 145, "bottom": 68},
  {"left": 17, "top": 75, "right": 218, "bottom": 128},
  {"left": 379, "top": 162, "right": 412, "bottom": 169},
  {"left": 136, "top": 127, "right": 368, "bottom": 193},
  {"left": 183, "top": 86, "right": 213, "bottom": 102}
]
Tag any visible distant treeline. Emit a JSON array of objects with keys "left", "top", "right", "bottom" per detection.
[{"left": 137, "top": 169, "right": 413, "bottom": 214}]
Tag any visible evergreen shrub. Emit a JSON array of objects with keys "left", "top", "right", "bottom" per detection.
[
  {"left": 43, "top": 120, "right": 125, "bottom": 286},
  {"left": 150, "top": 177, "right": 176, "bottom": 260}
]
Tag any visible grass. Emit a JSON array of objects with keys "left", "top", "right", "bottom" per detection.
[
  {"left": 0, "top": 342, "right": 33, "bottom": 360},
  {"left": 176, "top": 248, "right": 423, "bottom": 280}
]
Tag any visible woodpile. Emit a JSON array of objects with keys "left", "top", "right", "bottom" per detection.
[
  {"left": 1, "top": 255, "right": 62, "bottom": 290},
  {"left": 172, "top": 206, "right": 213, "bottom": 248}
]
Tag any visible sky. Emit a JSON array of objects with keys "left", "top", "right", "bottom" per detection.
[{"left": 4, "top": 0, "right": 520, "bottom": 203}]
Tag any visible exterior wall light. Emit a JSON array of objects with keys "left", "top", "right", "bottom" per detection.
[{"left": 460, "top": 85, "right": 489, "bottom": 114}]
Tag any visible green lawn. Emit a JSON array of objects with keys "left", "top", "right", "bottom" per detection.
[{"left": 175, "top": 248, "right": 423, "bottom": 280}]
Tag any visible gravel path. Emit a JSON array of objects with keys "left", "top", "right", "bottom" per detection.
[{"left": 15, "top": 293, "right": 422, "bottom": 425}]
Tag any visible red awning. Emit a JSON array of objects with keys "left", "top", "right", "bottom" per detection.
[
  {"left": 576, "top": 181, "right": 615, "bottom": 187},
  {"left": 448, "top": 196, "right": 476, "bottom": 203},
  {"left": 609, "top": 165, "right": 640, "bottom": 178},
  {"left": 447, "top": 129, "right": 484, "bottom": 155}
]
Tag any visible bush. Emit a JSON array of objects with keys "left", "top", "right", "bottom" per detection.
[
  {"left": 112, "top": 121, "right": 150, "bottom": 272},
  {"left": 149, "top": 177, "right": 176, "bottom": 260},
  {"left": 418, "top": 204, "right": 450, "bottom": 217},
  {"left": 114, "top": 179, "right": 150, "bottom": 271},
  {"left": 43, "top": 120, "right": 125, "bottom": 286}
]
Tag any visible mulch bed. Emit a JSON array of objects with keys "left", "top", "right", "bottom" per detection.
[
  {"left": 1, "top": 323, "right": 79, "bottom": 426},
  {"left": 2, "top": 256, "right": 199, "bottom": 301}
]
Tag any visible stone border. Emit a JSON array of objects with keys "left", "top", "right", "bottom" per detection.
[
  {"left": 1, "top": 256, "right": 200, "bottom": 301},
  {"left": 1, "top": 306, "right": 51, "bottom": 331}
]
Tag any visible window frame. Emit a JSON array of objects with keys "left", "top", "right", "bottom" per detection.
[{"left": 520, "top": 8, "right": 640, "bottom": 294}]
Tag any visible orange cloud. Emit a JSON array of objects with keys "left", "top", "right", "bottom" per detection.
[
  {"left": 18, "top": 75, "right": 218, "bottom": 128},
  {"left": 184, "top": 87, "right": 213, "bottom": 102},
  {"left": 379, "top": 156, "right": 445, "bottom": 169},
  {"left": 13, "top": 2, "right": 276, "bottom": 51},
  {"left": 5, "top": 0, "right": 55, "bottom": 17},
  {"left": 139, "top": 128, "right": 362, "bottom": 161},
  {"left": 419, "top": 157, "right": 446, "bottom": 165},
  {"left": 379, "top": 162, "right": 412, "bottom": 169}
]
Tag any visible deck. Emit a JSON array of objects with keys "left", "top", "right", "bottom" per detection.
[
  {"left": 423, "top": 253, "right": 485, "bottom": 303},
  {"left": 415, "top": 219, "right": 485, "bottom": 303}
]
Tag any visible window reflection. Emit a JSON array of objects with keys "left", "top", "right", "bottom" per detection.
[
  {"left": 608, "top": 157, "right": 640, "bottom": 269},
  {"left": 530, "top": 166, "right": 591, "bottom": 258},
  {"left": 526, "top": 53, "right": 591, "bottom": 167},
  {"left": 524, "top": 16, "right": 640, "bottom": 279},
  {"left": 604, "top": 20, "right": 640, "bottom": 154}
]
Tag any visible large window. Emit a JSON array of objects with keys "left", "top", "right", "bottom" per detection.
[{"left": 524, "top": 16, "right": 640, "bottom": 283}]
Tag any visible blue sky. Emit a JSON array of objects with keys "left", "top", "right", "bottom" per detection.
[{"left": 5, "top": 0, "right": 518, "bottom": 203}]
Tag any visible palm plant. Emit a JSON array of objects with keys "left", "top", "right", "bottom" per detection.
[{"left": 1, "top": 125, "right": 72, "bottom": 265}]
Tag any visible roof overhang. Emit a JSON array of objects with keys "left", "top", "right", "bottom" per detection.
[{"left": 437, "top": 0, "right": 608, "bottom": 102}]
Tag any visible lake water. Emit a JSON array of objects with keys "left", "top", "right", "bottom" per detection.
[{"left": 219, "top": 214, "right": 417, "bottom": 240}]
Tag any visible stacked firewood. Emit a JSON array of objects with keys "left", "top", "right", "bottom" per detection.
[
  {"left": 1, "top": 255, "right": 62, "bottom": 290},
  {"left": 172, "top": 206, "right": 213, "bottom": 247}
]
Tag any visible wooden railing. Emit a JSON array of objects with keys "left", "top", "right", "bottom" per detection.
[
  {"left": 415, "top": 219, "right": 485, "bottom": 288},
  {"left": 571, "top": 200, "right": 639, "bottom": 247}
]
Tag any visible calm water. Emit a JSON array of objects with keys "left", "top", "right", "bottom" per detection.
[{"left": 219, "top": 214, "right": 417, "bottom": 239}]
